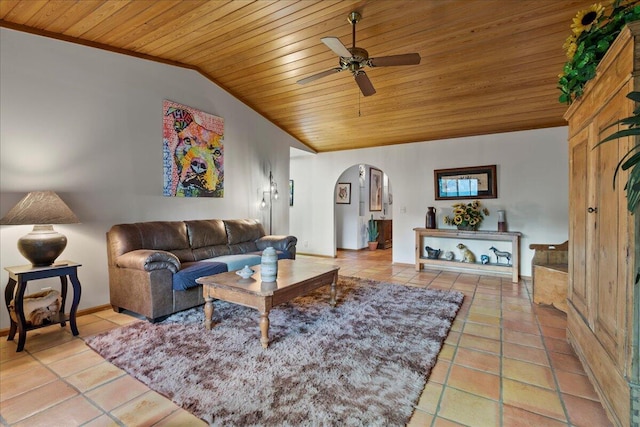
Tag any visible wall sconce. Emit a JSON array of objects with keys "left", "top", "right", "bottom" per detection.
[
  {"left": 261, "top": 171, "right": 278, "bottom": 234},
  {"left": 0, "top": 191, "right": 80, "bottom": 266}
]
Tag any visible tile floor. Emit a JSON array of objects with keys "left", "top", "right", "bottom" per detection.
[{"left": 0, "top": 249, "right": 612, "bottom": 426}]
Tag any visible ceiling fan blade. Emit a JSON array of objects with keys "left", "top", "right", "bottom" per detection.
[
  {"left": 368, "top": 53, "right": 421, "bottom": 67},
  {"left": 321, "top": 37, "right": 352, "bottom": 58},
  {"left": 354, "top": 71, "right": 376, "bottom": 97},
  {"left": 297, "top": 68, "right": 343, "bottom": 85}
]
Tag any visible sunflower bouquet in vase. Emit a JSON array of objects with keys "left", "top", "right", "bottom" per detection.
[{"left": 443, "top": 200, "right": 489, "bottom": 231}]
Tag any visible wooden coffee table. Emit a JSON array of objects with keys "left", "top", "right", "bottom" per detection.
[{"left": 196, "top": 259, "right": 339, "bottom": 348}]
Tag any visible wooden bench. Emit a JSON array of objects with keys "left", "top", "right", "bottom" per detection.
[{"left": 529, "top": 241, "right": 568, "bottom": 313}]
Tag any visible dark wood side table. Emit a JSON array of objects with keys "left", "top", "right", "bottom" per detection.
[{"left": 4, "top": 260, "right": 82, "bottom": 352}]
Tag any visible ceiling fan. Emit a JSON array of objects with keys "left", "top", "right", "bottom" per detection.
[{"left": 296, "top": 11, "right": 421, "bottom": 97}]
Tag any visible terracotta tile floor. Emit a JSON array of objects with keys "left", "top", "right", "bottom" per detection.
[{"left": 0, "top": 249, "right": 613, "bottom": 426}]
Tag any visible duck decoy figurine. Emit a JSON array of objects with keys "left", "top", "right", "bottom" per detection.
[{"left": 425, "top": 246, "right": 441, "bottom": 259}]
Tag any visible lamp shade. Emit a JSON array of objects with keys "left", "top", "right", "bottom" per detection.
[
  {"left": 0, "top": 191, "right": 79, "bottom": 266},
  {"left": 0, "top": 191, "right": 79, "bottom": 225}
]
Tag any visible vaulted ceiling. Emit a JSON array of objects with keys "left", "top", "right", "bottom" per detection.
[{"left": 0, "top": 0, "right": 596, "bottom": 152}]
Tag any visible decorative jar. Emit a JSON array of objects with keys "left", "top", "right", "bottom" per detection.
[
  {"left": 426, "top": 207, "right": 436, "bottom": 229},
  {"left": 497, "top": 210, "right": 507, "bottom": 232},
  {"left": 261, "top": 247, "right": 278, "bottom": 282}
]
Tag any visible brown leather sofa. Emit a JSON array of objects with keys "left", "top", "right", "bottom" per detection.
[{"left": 106, "top": 219, "right": 296, "bottom": 322}]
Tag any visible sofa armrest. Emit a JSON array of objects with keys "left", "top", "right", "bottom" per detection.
[
  {"left": 256, "top": 235, "right": 298, "bottom": 257},
  {"left": 115, "top": 249, "right": 180, "bottom": 273}
]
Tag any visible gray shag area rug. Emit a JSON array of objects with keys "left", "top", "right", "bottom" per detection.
[{"left": 85, "top": 276, "right": 463, "bottom": 426}]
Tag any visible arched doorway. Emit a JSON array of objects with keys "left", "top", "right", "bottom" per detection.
[{"left": 334, "top": 164, "right": 393, "bottom": 251}]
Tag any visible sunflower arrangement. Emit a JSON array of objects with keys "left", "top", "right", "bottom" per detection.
[
  {"left": 443, "top": 200, "right": 490, "bottom": 229},
  {"left": 558, "top": 0, "right": 640, "bottom": 104}
]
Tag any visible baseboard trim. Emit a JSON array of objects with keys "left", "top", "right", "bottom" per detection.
[
  {"left": 296, "top": 252, "right": 336, "bottom": 258},
  {"left": 0, "top": 304, "right": 112, "bottom": 337}
]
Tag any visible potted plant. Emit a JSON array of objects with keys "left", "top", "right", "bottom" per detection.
[{"left": 367, "top": 214, "right": 379, "bottom": 250}]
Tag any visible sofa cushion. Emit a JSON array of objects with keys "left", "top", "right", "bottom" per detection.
[
  {"left": 185, "top": 220, "right": 228, "bottom": 248},
  {"left": 137, "top": 221, "right": 190, "bottom": 251},
  {"left": 192, "top": 245, "right": 232, "bottom": 261},
  {"left": 229, "top": 242, "right": 259, "bottom": 255},
  {"left": 224, "top": 219, "right": 265, "bottom": 245},
  {"left": 107, "top": 222, "right": 188, "bottom": 259},
  {"left": 210, "top": 254, "right": 261, "bottom": 271},
  {"left": 172, "top": 261, "right": 227, "bottom": 291}
]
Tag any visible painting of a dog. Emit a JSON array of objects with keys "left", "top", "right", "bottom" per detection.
[{"left": 163, "top": 100, "right": 224, "bottom": 197}]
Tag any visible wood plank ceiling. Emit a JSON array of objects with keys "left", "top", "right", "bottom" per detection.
[{"left": 0, "top": 0, "right": 597, "bottom": 153}]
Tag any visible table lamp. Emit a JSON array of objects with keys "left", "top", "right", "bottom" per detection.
[{"left": 0, "top": 191, "right": 80, "bottom": 266}]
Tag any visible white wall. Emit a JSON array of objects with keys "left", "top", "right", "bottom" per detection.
[
  {"left": 0, "top": 29, "right": 300, "bottom": 329},
  {"left": 291, "top": 127, "right": 569, "bottom": 277},
  {"left": 335, "top": 167, "right": 360, "bottom": 249}
]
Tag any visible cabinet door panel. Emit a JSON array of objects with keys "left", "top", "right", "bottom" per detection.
[
  {"left": 568, "top": 126, "right": 590, "bottom": 319},
  {"left": 593, "top": 91, "right": 629, "bottom": 366}
]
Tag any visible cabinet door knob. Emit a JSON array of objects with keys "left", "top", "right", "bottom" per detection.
[{"left": 587, "top": 207, "right": 598, "bottom": 213}]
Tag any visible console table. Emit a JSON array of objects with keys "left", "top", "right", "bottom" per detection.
[
  {"left": 4, "top": 260, "right": 82, "bottom": 352},
  {"left": 414, "top": 228, "right": 521, "bottom": 282}
]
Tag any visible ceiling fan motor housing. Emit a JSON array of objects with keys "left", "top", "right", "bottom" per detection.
[{"left": 341, "top": 47, "right": 368, "bottom": 72}]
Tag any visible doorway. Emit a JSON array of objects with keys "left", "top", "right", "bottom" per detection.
[{"left": 334, "top": 164, "right": 392, "bottom": 251}]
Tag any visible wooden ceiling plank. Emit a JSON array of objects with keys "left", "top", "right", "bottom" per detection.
[
  {"left": 277, "top": 94, "right": 565, "bottom": 137},
  {"left": 63, "top": 0, "right": 135, "bottom": 38},
  {"left": 242, "top": 37, "right": 568, "bottom": 104},
  {"left": 0, "top": 1, "right": 21, "bottom": 19},
  {"left": 280, "top": 88, "right": 566, "bottom": 129},
  {"left": 1, "top": 0, "right": 48, "bottom": 24},
  {"left": 287, "top": 110, "right": 565, "bottom": 145},
  {"left": 121, "top": 1, "right": 253, "bottom": 53},
  {"left": 151, "top": 0, "right": 294, "bottom": 60},
  {"left": 77, "top": 0, "right": 176, "bottom": 42},
  {"left": 216, "top": 3, "right": 576, "bottom": 95},
  {"left": 23, "top": 0, "right": 76, "bottom": 28},
  {"left": 99, "top": 0, "right": 209, "bottom": 48},
  {"left": 184, "top": 1, "right": 353, "bottom": 70},
  {"left": 37, "top": 1, "right": 105, "bottom": 33},
  {"left": 286, "top": 99, "right": 566, "bottom": 133},
  {"left": 195, "top": 1, "right": 425, "bottom": 74}
]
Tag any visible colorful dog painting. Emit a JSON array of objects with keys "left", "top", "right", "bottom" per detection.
[{"left": 163, "top": 100, "right": 224, "bottom": 197}]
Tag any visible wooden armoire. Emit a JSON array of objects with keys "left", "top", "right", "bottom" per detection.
[{"left": 564, "top": 22, "right": 639, "bottom": 427}]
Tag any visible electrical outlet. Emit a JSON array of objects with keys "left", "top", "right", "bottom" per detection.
[{"left": 304, "top": 241, "right": 309, "bottom": 248}]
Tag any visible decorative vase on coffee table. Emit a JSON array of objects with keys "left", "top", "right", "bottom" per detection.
[{"left": 261, "top": 247, "right": 278, "bottom": 282}]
